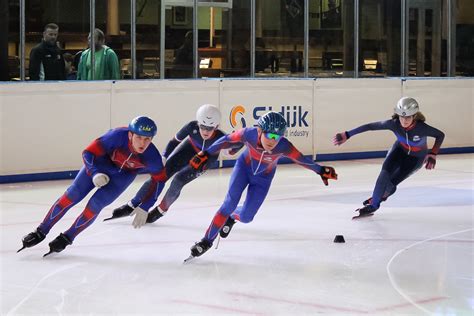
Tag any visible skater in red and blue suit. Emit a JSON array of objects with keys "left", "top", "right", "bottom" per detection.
[
  {"left": 186, "top": 111, "right": 338, "bottom": 259},
  {"left": 333, "top": 97, "right": 445, "bottom": 219},
  {"left": 18, "top": 116, "right": 167, "bottom": 256}
]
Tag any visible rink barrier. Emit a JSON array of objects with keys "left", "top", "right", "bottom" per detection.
[
  {"left": 1, "top": 149, "right": 472, "bottom": 184},
  {"left": 1, "top": 78, "right": 472, "bottom": 182}
]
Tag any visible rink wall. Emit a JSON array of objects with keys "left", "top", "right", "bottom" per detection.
[{"left": 1, "top": 78, "right": 473, "bottom": 183}]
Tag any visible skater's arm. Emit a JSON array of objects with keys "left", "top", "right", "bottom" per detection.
[
  {"left": 425, "top": 124, "right": 445, "bottom": 155},
  {"left": 334, "top": 120, "right": 394, "bottom": 145},
  {"left": 163, "top": 123, "right": 191, "bottom": 158},
  {"left": 206, "top": 128, "right": 246, "bottom": 156},
  {"left": 283, "top": 140, "right": 323, "bottom": 174},
  {"left": 82, "top": 129, "right": 121, "bottom": 176},
  {"left": 283, "top": 140, "right": 337, "bottom": 185}
]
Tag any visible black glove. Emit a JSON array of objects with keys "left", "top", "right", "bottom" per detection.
[
  {"left": 320, "top": 166, "right": 337, "bottom": 186},
  {"left": 190, "top": 151, "right": 209, "bottom": 171}
]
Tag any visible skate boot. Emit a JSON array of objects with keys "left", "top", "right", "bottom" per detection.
[
  {"left": 103, "top": 204, "right": 134, "bottom": 221},
  {"left": 363, "top": 196, "right": 388, "bottom": 206},
  {"left": 219, "top": 217, "right": 236, "bottom": 238},
  {"left": 17, "top": 228, "right": 46, "bottom": 252},
  {"left": 184, "top": 239, "right": 213, "bottom": 263},
  {"left": 352, "top": 205, "right": 378, "bottom": 220},
  {"left": 43, "top": 233, "right": 72, "bottom": 257},
  {"left": 146, "top": 206, "right": 165, "bottom": 223}
]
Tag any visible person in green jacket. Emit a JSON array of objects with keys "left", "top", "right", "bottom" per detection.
[{"left": 77, "top": 28, "right": 120, "bottom": 80}]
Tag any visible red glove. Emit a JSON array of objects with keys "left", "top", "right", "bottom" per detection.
[
  {"left": 333, "top": 131, "right": 349, "bottom": 146},
  {"left": 190, "top": 151, "right": 209, "bottom": 171},
  {"left": 424, "top": 153, "right": 436, "bottom": 170},
  {"left": 320, "top": 166, "right": 337, "bottom": 186}
]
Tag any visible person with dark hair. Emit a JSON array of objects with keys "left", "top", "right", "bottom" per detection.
[
  {"left": 333, "top": 97, "right": 445, "bottom": 219},
  {"left": 185, "top": 111, "right": 338, "bottom": 261},
  {"left": 17, "top": 116, "right": 167, "bottom": 256},
  {"left": 29, "top": 23, "right": 66, "bottom": 81},
  {"left": 77, "top": 28, "right": 120, "bottom": 80}
]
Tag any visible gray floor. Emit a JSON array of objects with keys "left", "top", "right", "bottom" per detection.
[{"left": 1, "top": 154, "right": 473, "bottom": 315}]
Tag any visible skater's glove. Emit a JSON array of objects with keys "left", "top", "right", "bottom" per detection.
[
  {"left": 131, "top": 207, "right": 148, "bottom": 228},
  {"left": 92, "top": 173, "right": 110, "bottom": 187},
  {"left": 320, "top": 166, "right": 338, "bottom": 186},
  {"left": 333, "top": 131, "right": 349, "bottom": 146},
  {"left": 190, "top": 151, "right": 209, "bottom": 171},
  {"left": 424, "top": 153, "right": 437, "bottom": 170}
]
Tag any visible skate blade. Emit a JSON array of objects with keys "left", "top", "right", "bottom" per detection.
[
  {"left": 183, "top": 255, "right": 195, "bottom": 264},
  {"left": 215, "top": 236, "right": 221, "bottom": 250},
  {"left": 352, "top": 213, "right": 374, "bottom": 220},
  {"left": 43, "top": 250, "right": 54, "bottom": 257},
  {"left": 103, "top": 216, "right": 118, "bottom": 222},
  {"left": 17, "top": 246, "right": 26, "bottom": 253}
]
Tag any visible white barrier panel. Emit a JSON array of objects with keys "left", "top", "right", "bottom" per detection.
[
  {"left": 0, "top": 82, "right": 112, "bottom": 175},
  {"left": 219, "top": 79, "right": 314, "bottom": 158},
  {"left": 403, "top": 79, "right": 474, "bottom": 148},
  {"left": 111, "top": 80, "right": 220, "bottom": 153},
  {"left": 1, "top": 79, "right": 472, "bottom": 179},
  {"left": 314, "top": 79, "right": 402, "bottom": 154}
]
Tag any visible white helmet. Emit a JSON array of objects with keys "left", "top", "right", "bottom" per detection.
[
  {"left": 394, "top": 97, "right": 419, "bottom": 117},
  {"left": 196, "top": 104, "right": 221, "bottom": 128}
]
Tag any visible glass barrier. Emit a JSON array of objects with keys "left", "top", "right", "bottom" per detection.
[
  {"left": 308, "top": 0, "right": 354, "bottom": 78},
  {"left": 359, "top": 0, "right": 401, "bottom": 77}
]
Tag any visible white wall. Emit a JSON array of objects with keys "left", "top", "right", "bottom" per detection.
[{"left": 1, "top": 78, "right": 472, "bottom": 178}]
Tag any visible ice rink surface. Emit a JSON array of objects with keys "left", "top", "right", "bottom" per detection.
[{"left": 1, "top": 154, "right": 473, "bottom": 315}]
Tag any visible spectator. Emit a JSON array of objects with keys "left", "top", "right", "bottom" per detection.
[
  {"left": 77, "top": 28, "right": 120, "bottom": 80},
  {"left": 29, "top": 23, "right": 66, "bottom": 81}
]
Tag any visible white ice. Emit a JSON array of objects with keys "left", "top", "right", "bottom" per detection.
[{"left": 1, "top": 154, "right": 473, "bottom": 315}]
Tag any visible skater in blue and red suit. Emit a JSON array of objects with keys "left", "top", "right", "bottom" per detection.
[
  {"left": 106, "top": 104, "right": 241, "bottom": 223},
  {"left": 333, "top": 97, "right": 445, "bottom": 219},
  {"left": 186, "top": 111, "right": 338, "bottom": 259},
  {"left": 17, "top": 116, "right": 167, "bottom": 256}
]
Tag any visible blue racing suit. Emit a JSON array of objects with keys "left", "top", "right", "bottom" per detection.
[
  {"left": 201, "top": 127, "right": 325, "bottom": 243},
  {"left": 38, "top": 127, "right": 166, "bottom": 241}
]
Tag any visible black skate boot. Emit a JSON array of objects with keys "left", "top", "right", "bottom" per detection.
[
  {"left": 146, "top": 206, "right": 165, "bottom": 223},
  {"left": 17, "top": 228, "right": 46, "bottom": 252},
  {"left": 352, "top": 205, "right": 378, "bottom": 220},
  {"left": 43, "top": 233, "right": 72, "bottom": 257},
  {"left": 184, "top": 239, "right": 213, "bottom": 263},
  {"left": 219, "top": 217, "right": 236, "bottom": 238},
  {"left": 103, "top": 204, "right": 134, "bottom": 221}
]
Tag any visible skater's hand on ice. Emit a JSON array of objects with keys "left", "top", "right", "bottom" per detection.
[
  {"left": 131, "top": 207, "right": 148, "bottom": 228},
  {"left": 320, "top": 166, "right": 337, "bottom": 186},
  {"left": 424, "top": 153, "right": 437, "bottom": 170},
  {"left": 190, "top": 151, "right": 209, "bottom": 171},
  {"left": 333, "top": 132, "right": 349, "bottom": 146},
  {"left": 92, "top": 173, "right": 110, "bottom": 187}
]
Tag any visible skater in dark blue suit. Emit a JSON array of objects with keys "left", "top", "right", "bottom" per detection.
[
  {"left": 18, "top": 116, "right": 167, "bottom": 256},
  {"left": 106, "top": 104, "right": 241, "bottom": 224},
  {"left": 186, "top": 111, "right": 338, "bottom": 259},
  {"left": 333, "top": 97, "right": 445, "bottom": 219}
]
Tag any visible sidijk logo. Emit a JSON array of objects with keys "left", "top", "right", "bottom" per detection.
[
  {"left": 229, "top": 104, "right": 310, "bottom": 137},
  {"left": 253, "top": 106, "right": 308, "bottom": 127},
  {"left": 229, "top": 105, "right": 247, "bottom": 129}
]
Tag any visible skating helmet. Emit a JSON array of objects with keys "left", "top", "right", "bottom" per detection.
[
  {"left": 394, "top": 97, "right": 419, "bottom": 117},
  {"left": 196, "top": 104, "right": 221, "bottom": 128},
  {"left": 257, "top": 111, "right": 287, "bottom": 136},
  {"left": 128, "top": 116, "right": 157, "bottom": 137}
]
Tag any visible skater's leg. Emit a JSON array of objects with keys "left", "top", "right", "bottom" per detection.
[
  {"left": 63, "top": 173, "right": 136, "bottom": 242},
  {"left": 38, "top": 167, "right": 94, "bottom": 235},
  {"left": 203, "top": 164, "right": 249, "bottom": 242},
  {"left": 233, "top": 176, "right": 273, "bottom": 224}
]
